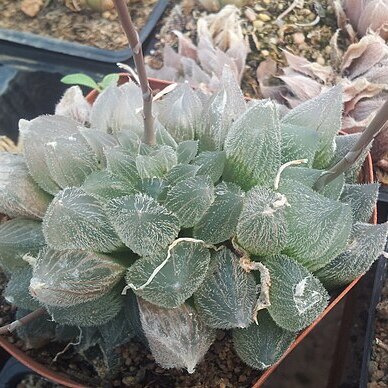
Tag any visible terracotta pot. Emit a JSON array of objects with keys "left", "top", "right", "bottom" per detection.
[{"left": 0, "top": 76, "right": 377, "bottom": 387}]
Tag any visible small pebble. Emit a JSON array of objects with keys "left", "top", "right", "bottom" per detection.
[
  {"left": 122, "top": 376, "right": 137, "bottom": 386},
  {"left": 316, "top": 56, "right": 325, "bottom": 65},
  {"left": 261, "top": 50, "right": 270, "bottom": 57},
  {"left": 293, "top": 32, "right": 305, "bottom": 45},
  {"left": 253, "top": 20, "right": 264, "bottom": 29},
  {"left": 258, "top": 13, "right": 271, "bottom": 22},
  {"left": 244, "top": 7, "right": 257, "bottom": 22}
]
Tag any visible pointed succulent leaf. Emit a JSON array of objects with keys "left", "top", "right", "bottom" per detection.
[
  {"left": 126, "top": 240, "right": 211, "bottom": 308},
  {"left": 155, "top": 122, "right": 178, "bottom": 149},
  {"left": 116, "top": 130, "right": 142, "bottom": 154},
  {"left": 224, "top": 100, "right": 281, "bottom": 190},
  {"left": 0, "top": 218, "right": 45, "bottom": 272},
  {"left": 47, "top": 284, "right": 124, "bottom": 326},
  {"left": 281, "top": 167, "right": 344, "bottom": 200},
  {"left": 16, "top": 308, "right": 56, "bottom": 349},
  {"left": 19, "top": 115, "right": 79, "bottom": 194},
  {"left": 194, "top": 182, "right": 244, "bottom": 244},
  {"left": 265, "top": 255, "right": 329, "bottom": 331},
  {"left": 157, "top": 83, "right": 203, "bottom": 142},
  {"left": 280, "top": 123, "right": 319, "bottom": 166},
  {"left": 164, "top": 176, "right": 215, "bottom": 228},
  {"left": 106, "top": 194, "right": 180, "bottom": 256},
  {"left": 340, "top": 183, "right": 378, "bottom": 223},
  {"left": 136, "top": 146, "right": 177, "bottom": 179},
  {"left": 315, "top": 223, "right": 388, "bottom": 289},
  {"left": 194, "top": 248, "right": 256, "bottom": 329},
  {"left": 29, "top": 248, "right": 125, "bottom": 307},
  {"left": 44, "top": 133, "right": 100, "bottom": 188},
  {"left": 138, "top": 299, "right": 216, "bottom": 374},
  {"left": 280, "top": 179, "right": 353, "bottom": 272},
  {"left": 140, "top": 178, "right": 168, "bottom": 201},
  {"left": 177, "top": 140, "right": 198, "bottom": 164},
  {"left": 105, "top": 147, "right": 141, "bottom": 190},
  {"left": 4, "top": 267, "right": 41, "bottom": 310},
  {"left": 282, "top": 86, "right": 342, "bottom": 169},
  {"left": 233, "top": 310, "right": 296, "bottom": 370},
  {"left": 0, "top": 153, "right": 51, "bottom": 219},
  {"left": 79, "top": 128, "right": 118, "bottom": 168},
  {"left": 43, "top": 187, "right": 122, "bottom": 252},
  {"left": 192, "top": 151, "right": 226, "bottom": 183},
  {"left": 82, "top": 170, "right": 134, "bottom": 201},
  {"left": 237, "top": 186, "right": 288, "bottom": 256},
  {"left": 165, "top": 164, "right": 200, "bottom": 186},
  {"left": 197, "top": 68, "right": 246, "bottom": 151}
]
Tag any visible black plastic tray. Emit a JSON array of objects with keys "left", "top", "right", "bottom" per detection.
[{"left": 0, "top": 0, "right": 169, "bottom": 74}]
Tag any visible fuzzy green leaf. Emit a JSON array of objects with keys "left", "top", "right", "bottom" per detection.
[
  {"left": 19, "top": 115, "right": 79, "bottom": 194},
  {"left": 165, "top": 164, "right": 200, "bottom": 186},
  {"left": 177, "top": 141, "right": 198, "bottom": 164},
  {"left": 138, "top": 299, "right": 216, "bottom": 374},
  {"left": 43, "top": 187, "right": 122, "bottom": 252},
  {"left": 4, "top": 267, "right": 41, "bottom": 311},
  {"left": 164, "top": 176, "right": 215, "bottom": 228},
  {"left": 224, "top": 100, "right": 281, "bottom": 190},
  {"left": 315, "top": 223, "right": 388, "bottom": 289},
  {"left": 237, "top": 186, "right": 288, "bottom": 256},
  {"left": 194, "top": 248, "right": 256, "bottom": 329},
  {"left": 192, "top": 151, "right": 226, "bottom": 183},
  {"left": 233, "top": 310, "right": 296, "bottom": 370},
  {"left": 0, "top": 153, "right": 51, "bottom": 219},
  {"left": 126, "top": 240, "right": 211, "bottom": 308},
  {"left": 193, "top": 182, "right": 244, "bottom": 244},
  {"left": 106, "top": 194, "right": 180, "bottom": 256},
  {"left": 340, "top": 183, "right": 378, "bottom": 223},
  {"left": 280, "top": 179, "right": 353, "bottom": 272},
  {"left": 282, "top": 85, "right": 342, "bottom": 169},
  {"left": 136, "top": 146, "right": 177, "bottom": 179},
  {"left": 0, "top": 218, "right": 45, "bottom": 272},
  {"left": 30, "top": 248, "right": 125, "bottom": 307},
  {"left": 155, "top": 122, "right": 178, "bottom": 149},
  {"left": 266, "top": 255, "right": 329, "bottom": 331}
]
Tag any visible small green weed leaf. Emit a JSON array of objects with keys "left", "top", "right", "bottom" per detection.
[
  {"left": 177, "top": 140, "right": 198, "bottom": 164},
  {"left": 281, "top": 167, "right": 344, "bottom": 200},
  {"left": 82, "top": 170, "right": 134, "bottom": 201},
  {"left": 106, "top": 194, "right": 180, "bottom": 256},
  {"left": 340, "top": 183, "right": 378, "bottom": 223},
  {"left": 280, "top": 123, "right": 319, "bottom": 166},
  {"left": 266, "top": 255, "right": 329, "bottom": 331},
  {"left": 233, "top": 310, "right": 296, "bottom": 370},
  {"left": 194, "top": 182, "right": 244, "bottom": 244},
  {"left": 165, "top": 164, "right": 200, "bottom": 186},
  {"left": 43, "top": 187, "right": 122, "bottom": 252},
  {"left": 48, "top": 284, "right": 124, "bottom": 327},
  {"left": 282, "top": 86, "right": 342, "bottom": 169},
  {"left": 138, "top": 299, "right": 216, "bottom": 374},
  {"left": 224, "top": 100, "right": 281, "bottom": 190},
  {"left": 126, "top": 240, "right": 211, "bottom": 308},
  {"left": 194, "top": 248, "right": 256, "bottom": 329},
  {"left": 136, "top": 146, "right": 177, "bottom": 179},
  {"left": 19, "top": 115, "right": 79, "bottom": 194},
  {"left": 192, "top": 151, "right": 226, "bottom": 183},
  {"left": 237, "top": 186, "right": 288, "bottom": 256},
  {"left": 280, "top": 179, "right": 353, "bottom": 272},
  {"left": 30, "top": 248, "right": 125, "bottom": 307},
  {"left": 164, "top": 176, "right": 215, "bottom": 228},
  {"left": 0, "top": 153, "right": 51, "bottom": 219},
  {"left": 44, "top": 133, "right": 100, "bottom": 188},
  {"left": 0, "top": 218, "right": 44, "bottom": 272},
  {"left": 4, "top": 267, "right": 41, "bottom": 310},
  {"left": 99, "top": 73, "right": 120, "bottom": 90},
  {"left": 61, "top": 73, "right": 100, "bottom": 90},
  {"left": 315, "top": 223, "right": 388, "bottom": 289},
  {"left": 105, "top": 147, "right": 141, "bottom": 190},
  {"left": 158, "top": 83, "right": 203, "bottom": 141}
]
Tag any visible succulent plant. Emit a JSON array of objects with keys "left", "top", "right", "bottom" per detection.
[
  {"left": 0, "top": 65, "right": 386, "bottom": 375},
  {"left": 146, "top": 5, "right": 249, "bottom": 92}
]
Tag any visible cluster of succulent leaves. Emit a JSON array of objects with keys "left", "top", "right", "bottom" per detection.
[{"left": 0, "top": 68, "right": 386, "bottom": 375}]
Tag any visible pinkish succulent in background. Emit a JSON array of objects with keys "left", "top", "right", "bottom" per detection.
[{"left": 146, "top": 5, "right": 249, "bottom": 92}]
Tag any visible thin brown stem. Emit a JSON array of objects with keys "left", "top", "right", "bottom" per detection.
[
  {"left": 0, "top": 308, "right": 46, "bottom": 335},
  {"left": 314, "top": 99, "right": 388, "bottom": 191},
  {"left": 113, "top": 0, "right": 155, "bottom": 145}
]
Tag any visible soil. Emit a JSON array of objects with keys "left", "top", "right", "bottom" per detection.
[
  {"left": 0, "top": 0, "right": 158, "bottom": 50},
  {"left": 145, "top": 0, "right": 341, "bottom": 98}
]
